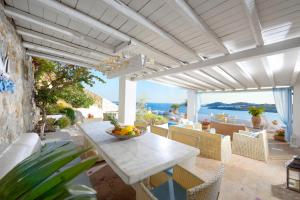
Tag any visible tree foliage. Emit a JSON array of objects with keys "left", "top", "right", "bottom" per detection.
[
  {"left": 32, "top": 57, "right": 104, "bottom": 134},
  {"left": 33, "top": 57, "right": 104, "bottom": 113},
  {"left": 170, "top": 103, "right": 180, "bottom": 110}
]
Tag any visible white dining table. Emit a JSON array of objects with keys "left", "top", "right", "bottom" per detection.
[{"left": 79, "top": 121, "right": 199, "bottom": 185}]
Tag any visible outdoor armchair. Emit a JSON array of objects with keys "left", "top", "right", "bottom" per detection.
[{"left": 232, "top": 130, "right": 269, "bottom": 161}]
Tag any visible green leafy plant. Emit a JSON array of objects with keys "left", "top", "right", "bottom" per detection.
[
  {"left": 32, "top": 57, "right": 104, "bottom": 135},
  {"left": 60, "top": 107, "right": 76, "bottom": 124},
  {"left": 143, "top": 112, "right": 168, "bottom": 125},
  {"left": 45, "top": 104, "right": 61, "bottom": 115},
  {"left": 136, "top": 98, "right": 148, "bottom": 121},
  {"left": 0, "top": 142, "right": 97, "bottom": 200},
  {"left": 107, "top": 114, "right": 121, "bottom": 129},
  {"left": 276, "top": 128, "right": 285, "bottom": 136},
  {"left": 170, "top": 104, "right": 180, "bottom": 111},
  {"left": 55, "top": 117, "right": 71, "bottom": 129},
  {"left": 248, "top": 106, "right": 265, "bottom": 117}
]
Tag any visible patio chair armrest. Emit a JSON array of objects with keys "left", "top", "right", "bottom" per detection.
[
  {"left": 221, "top": 136, "right": 232, "bottom": 162},
  {"left": 187, "top": 165, "right": 224, "bottom": 199}
]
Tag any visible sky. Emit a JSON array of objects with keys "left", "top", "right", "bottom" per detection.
[{"left": 84, "top": 69, "right": 275, "bottom": 104}]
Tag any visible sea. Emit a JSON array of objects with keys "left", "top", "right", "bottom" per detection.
[{"left": 145, "top": 103, "right": 282, "bottom": 123}]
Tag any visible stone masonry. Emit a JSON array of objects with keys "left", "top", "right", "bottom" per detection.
[{"left": 0, "top": 2, "right": 36, "bottom": 143}]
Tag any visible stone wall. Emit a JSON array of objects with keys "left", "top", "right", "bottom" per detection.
[{"left": 0, "top": 2, "right": 36, "bottom": 143}]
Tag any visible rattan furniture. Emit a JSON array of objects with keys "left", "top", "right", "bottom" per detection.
[
  {"left": 199, "top": 132, "right": 232, "bottom": 163},
  {"left": 169, "top": 126, "right": 201, "bottom": 149},
  {"left": 232, "top": 130, "right": 269, "bottom": 161},
  {"left": 169, "top": 126, "right": 231, "bottom": 162},
  {"left": 150, "top": 125, "right": 169, "bottom": 138},
  {"left": 140, "top": 161, "right": 224, "bottom": 200},
  {"left": 136, "top": 182, "right": 158, "bottom": 200},
  {"left": 210, "top": 121, "right": 247, "bottom": 139}
]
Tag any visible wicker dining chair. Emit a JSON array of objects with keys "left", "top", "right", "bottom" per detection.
[
  {"left": 199, "top": 132, "right": 232, "bottom": 163},
  {"left": 150, "top": 125, "right": 169, "bottom": 138},
  {"left": 146, "top": 164, "right": 224, "bottom": 200},
  {"left": 184, "top": 164, "right": 224, "bottom": 200},
  {"left": 169, "top": 126, "right": 201, "bottom": 149},
  {"left": 136, "top": 182, "right": 158, "bottom": 200}
]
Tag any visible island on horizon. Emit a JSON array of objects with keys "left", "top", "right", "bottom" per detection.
[{"left": 203, "top": 102, "right": 277, "bottom": 113}]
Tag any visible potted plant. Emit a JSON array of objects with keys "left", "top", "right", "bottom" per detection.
[
  {"left": 248, "top": 106, "right": 265, "bottom": 129},
  {"left": 274, "top": 128, "right": 286, "bottom": 142},
  {"left": 170, "top": 104, "right": 180, "bottom": 114},
  {"left": 201, "top": 119, "right": 211, "bottom": 130}
]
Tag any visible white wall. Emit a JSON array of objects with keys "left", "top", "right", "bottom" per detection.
[
  {"left": 292, "top": 75, "right": 300, "bottom": 147},
  {"left": 187, "top": 90, "right": 199, "bottom": 122},
  {"left": 119, "top": 76, "right": 136, "bottom": 125}
]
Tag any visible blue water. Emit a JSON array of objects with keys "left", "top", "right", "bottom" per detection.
[
  {"left": 145, "top": 103, "right": 282, "bottom": 122},
  {"left": 146, "top": 103, "right": 187, "bottom": 114}
]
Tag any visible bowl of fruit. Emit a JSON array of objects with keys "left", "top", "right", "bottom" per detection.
[{"left": 106, "top": 116, "right": 146, "bottom": 139}]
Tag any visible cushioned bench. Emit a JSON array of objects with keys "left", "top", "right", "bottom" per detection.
[
  {"left": 0, "top": 133, "right": 41, "bottom": 179},
  {"left": 0, "top": 133, "right": 93, "bottom": 188}
]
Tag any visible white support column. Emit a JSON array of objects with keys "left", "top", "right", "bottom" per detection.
[
  {"left": 119, "top": 76, "right": 136, "bottom": 125},
  {"left": 292, "top": 75, "right": 300, "bottom": 147},
  {"left": 187, "top": 90, "right": 199, "bottom": 122}
]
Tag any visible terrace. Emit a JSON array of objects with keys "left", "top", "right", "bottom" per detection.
[{"left": 1, "top": 0, "right": 300, "bottom": 199}]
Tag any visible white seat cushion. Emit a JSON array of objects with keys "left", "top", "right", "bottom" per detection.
[{"left": 0, "top": 133, "right": 41, "bottom": 179}]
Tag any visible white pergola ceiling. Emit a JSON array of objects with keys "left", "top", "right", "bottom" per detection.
[{"left": 3, "top": 0, "right": 300, "bottom": 92}]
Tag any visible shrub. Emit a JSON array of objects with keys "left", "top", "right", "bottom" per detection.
[
  {"left": 143, "top": 112, "right": 168, "bottom": 125},
  {"left": 35, "top": 118, "right": 57, "bottom": 133},
  {"left": 45, "top": 104, "right": 60, "bottom": 114},
  {"left": 60, "top": 107, "right": 76, "bottom": 124},
  {"left": 248, "top": 106, "right": 265, "bottom": 117},
  {"left": 55, "top": 117, "right": 71, "bottom": 129}
]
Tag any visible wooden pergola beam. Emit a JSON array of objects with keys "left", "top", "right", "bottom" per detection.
[{"left": 134, "top": 37, "right": 300, "bottom": 80}]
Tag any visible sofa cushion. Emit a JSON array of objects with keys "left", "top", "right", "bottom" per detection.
[
  {"left": 239, "top": 130, "right": 261, "bottom": 138},
  {"left": 0, "top": 133, "right": 41, "bottom": 179}
]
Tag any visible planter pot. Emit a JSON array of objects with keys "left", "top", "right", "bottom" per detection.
[
  {"left": 202, "top": 124, "right": 210, "bottom": 130},
  {"left": 274, "top": 135, "right": 285, "bottom": 142},
  {"left": 251, "top": 116, "right": 261, "bottom": 129}
]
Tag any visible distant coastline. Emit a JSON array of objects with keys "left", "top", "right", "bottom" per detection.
[
  {"left": 204, "top": 102, "right": 277, "bottom": 113},
  {"left": 113, "top": 101, "right": 277, "bottom": 113},
  {"left": 112, "top": 101, "right": 281, "bottom": 122}
]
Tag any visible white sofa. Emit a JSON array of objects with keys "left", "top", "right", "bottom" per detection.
[{"left": 0, "top": 133, "right": 41, "bottom": 179}]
